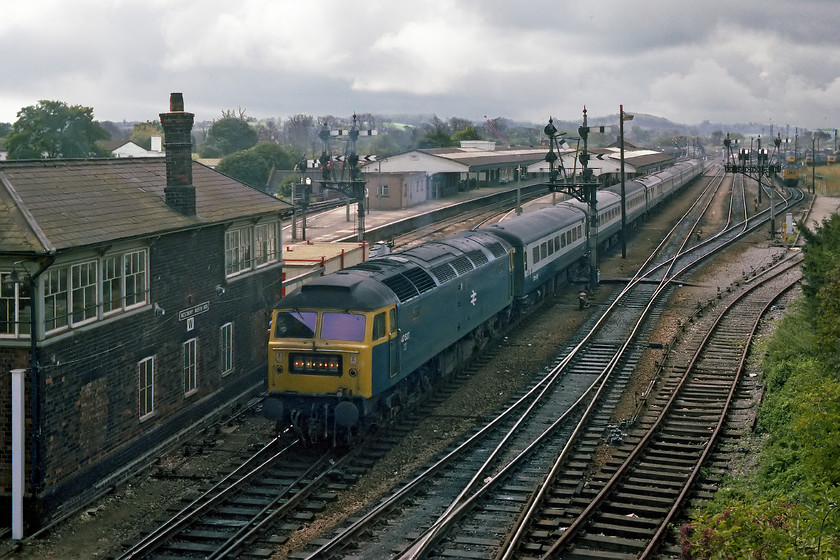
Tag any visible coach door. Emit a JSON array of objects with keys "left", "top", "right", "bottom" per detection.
[{"left": 388, "top": 306, "right": 400, "bottom": 377}]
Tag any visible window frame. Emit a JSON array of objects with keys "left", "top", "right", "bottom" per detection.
[
  {"left": 220, "top": 322, "right": 234, "bottom": 376},
  {"left": 225, "top": 219, "right": 281, "bottom": 278},
  {"left": 0, "top": 272, "right": 31, "bottom": 338},
  {"left": 44, "top": 268, "right": 69, "bottom": 333},
  {"left": 184, "top": 338, "right": 198, "bottom": 396},
  {"left": 138, "top": 356, "right": 155, "bottom": 420},
  {"left": 70, "top": 260, "right": 98, "bottom": 326}
]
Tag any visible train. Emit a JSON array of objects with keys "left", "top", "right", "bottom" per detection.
[
  {"left": 781, "top": 162, "right": 800, "bottom": 188},
  {"left": 263, "top": 159, "right": 705, "bottom": 443}
]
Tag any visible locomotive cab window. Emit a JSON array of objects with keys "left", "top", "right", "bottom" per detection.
[
  {"left": 274, "top": 311, "right": 316, "bottom": 338},
  {"left": 322, "top": 312, "right": 366, "bottom": 342},
  {"left": 372, "top": 312, "right": 386, "bottom": 340},
  {"left": 389, "top": 308, "right": 397, "bottom": 334}
]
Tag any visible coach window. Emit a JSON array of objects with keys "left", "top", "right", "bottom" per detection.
[
  {"left": 532, "top": 246, "right": 540, "bottom": 264},
  {"left": 540, "top": 242, "right": 547, "bottom": 260},
  {"left": 554, "top": 236, "right": 560, "bottom": 251}
]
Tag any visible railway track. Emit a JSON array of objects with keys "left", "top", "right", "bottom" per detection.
[
  {"left": 534, "top": 254, "right": 803, "bottom": 559},
  {"left": 279, "top": 171, "right": 806, "bottom": 559},
  {"left": 110, "top": 170, "right": 807, "bottom": 560},
  {"left": 110, "top": 347, "right": 506, "bottom": 559}
]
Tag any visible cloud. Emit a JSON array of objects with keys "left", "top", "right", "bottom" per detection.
[{"left": 0, "top": 0, "right": 838, "bottom": 129}]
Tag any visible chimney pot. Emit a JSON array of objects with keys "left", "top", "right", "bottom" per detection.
[{"left": 170, "top": 92, "right": 184, "bottom": 112}]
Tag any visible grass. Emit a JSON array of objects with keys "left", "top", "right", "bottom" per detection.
[{"left": 801, "top": 164, "right": 840, "bottom": 195}]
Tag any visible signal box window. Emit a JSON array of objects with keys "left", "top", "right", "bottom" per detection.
[{"left": 138, "top": 356, "right": 155, "bottom": 420}]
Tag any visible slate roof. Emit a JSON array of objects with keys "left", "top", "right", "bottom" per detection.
[
  {"left": 416, "top": 146, "right": 547, "bottom": 171},
  {"left": 0, "top": 157, "right": 292, "bottom": 255}
]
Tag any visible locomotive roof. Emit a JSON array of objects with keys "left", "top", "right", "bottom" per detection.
[
  {"left": 276, "top": 230, "right": 513, "bottom": 308},
  {"left": 277, "top": 270, "right": 397, "bottom": 311},
  {"left": 482, "top": 204, "right": 586, "bottom": 245}
]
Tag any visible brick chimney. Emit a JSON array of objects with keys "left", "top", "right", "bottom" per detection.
[{"left": 160, "top": 93, "right": 196, "bottom": 215}]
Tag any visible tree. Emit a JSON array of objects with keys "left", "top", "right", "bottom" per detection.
[
  {"left": 452, "top": 127, "right": 482, "bottom": 143},
  {"left": 0, "top": 122, "right": 11, "bottom": 137},
  {"left": 449, "top": 117, "right": 474, "bottom": 132},
  {"left": 198, "top": 117, "right": 258, "bottom": 158},
  {"left": 216, "top": 150, "right": 270, "bottom": 188},
  {"left": 249, "top": 142, "right": 299, "bottom": 171},
  {"left": 281, "top": 114, "right": 316, "bottom": 152},
  {"left": 417, "top": 117, "right": 455, "bottom": 148},
  {"left": 6, "top": 100, "right": 110, "bottom": 159},
  {"left": 216, "top": 142, "right": 299, "bottom": 189},
  {"left": 130, "top": 121, "right": 163, "bottom": 151}
]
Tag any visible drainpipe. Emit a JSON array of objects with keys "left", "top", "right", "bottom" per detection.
[{"left": 20, "top": 256, "right": 55, "bottom": 519}]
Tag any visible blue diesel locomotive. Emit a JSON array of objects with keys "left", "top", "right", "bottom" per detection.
[{"left": 264, "top": 159, "right": 704, "bottom": 442}]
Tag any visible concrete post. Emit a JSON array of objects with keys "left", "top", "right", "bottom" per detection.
[{"left": 12, "top": 368, "right": 25, "bottom": 540}]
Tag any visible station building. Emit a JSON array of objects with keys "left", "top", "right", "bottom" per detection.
[
  {"left": 0, "top": 94, "right": 291, "bottom": 527},
  {"left": 360, "top": 140, "right": 676, "bottom": 209}
]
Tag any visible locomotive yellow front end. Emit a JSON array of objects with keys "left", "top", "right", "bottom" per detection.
[{"left": 264, "top": 270, "right": 401, "bottom": 443}]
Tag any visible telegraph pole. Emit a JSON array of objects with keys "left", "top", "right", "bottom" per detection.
[{"left": 619, "top": 105, "right": 633, "bottom": 259}]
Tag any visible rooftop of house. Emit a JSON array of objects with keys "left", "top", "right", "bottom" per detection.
[{"left": 0, "top": 157, "right": 291, "bottom": 254}]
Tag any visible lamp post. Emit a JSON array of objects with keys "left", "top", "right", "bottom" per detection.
[
  {"left": 619, "top": 105, "right": 633, "bottom": 259},
  {"left": 812, "top": 134, "right": 817, "bottom": 194}
]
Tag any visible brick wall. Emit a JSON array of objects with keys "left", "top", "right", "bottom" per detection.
[{"left": 0, "top": 224, "right": 283, "bottom": 524}]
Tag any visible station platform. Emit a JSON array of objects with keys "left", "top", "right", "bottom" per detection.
[{"left": 283, "top": 178, "right": 559, "bottom": 245}]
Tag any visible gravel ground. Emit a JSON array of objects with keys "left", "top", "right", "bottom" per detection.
[{"left": 9, "top": 181, "right": 837, "bottom": 560}]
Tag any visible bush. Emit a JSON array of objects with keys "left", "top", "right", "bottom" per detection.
[{"left": 682, "top": 254, "right": 840, "bottom": 557}]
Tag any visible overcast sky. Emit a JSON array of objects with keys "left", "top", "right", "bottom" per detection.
[{"left": 3, "top": 0, "right": 839, "bottom": 132}]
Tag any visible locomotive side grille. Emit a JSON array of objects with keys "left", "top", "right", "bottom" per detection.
[
  {"left": 403, "top": 267, "right": 436, "bottom": 292},
  {"left": 465, "top": 249, "right": 489, "bottom": 266},
  {"left": 431, "top": 263, "right": 458, "bottom": 283},
  {"left": 381, "top": 267, "right": 437, "bottom": 302},
  {"left": 382, "top": 274, "right": 418, "bottom": 302},
  {"left": 289, "top": 353, "right": 343, "bottom": 375},
  {"left": 486, "top": 242, "right": 507, "bottom": 258},
  {"left": 450, "top": 256, "right": 474, "bottom": 275}
]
